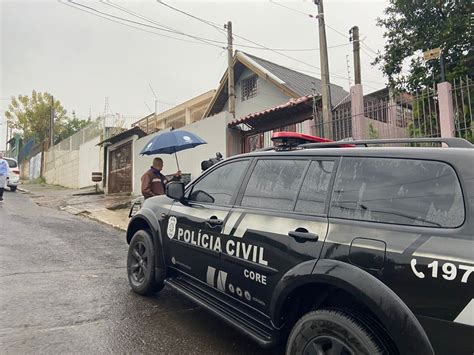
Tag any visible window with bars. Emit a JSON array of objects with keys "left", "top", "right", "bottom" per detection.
[{"left": 241, "top": 75, "right": 258, "bottom": 101}]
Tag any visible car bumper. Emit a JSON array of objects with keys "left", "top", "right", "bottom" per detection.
[{"left": 7, "top": 176, "right": 20, "bottom": 186}]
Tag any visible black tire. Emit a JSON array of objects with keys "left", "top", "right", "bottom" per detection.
[
  {"left": 10, "top": 186, "right": 17, "bottom": 192},
  {"left": 286, "top": 309, "right": 382, "bottom": 355},
  {"left": 127, "top": 229, "right": 164, "bottom": 295}
]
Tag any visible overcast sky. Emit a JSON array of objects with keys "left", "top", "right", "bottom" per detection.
[{"left": 1, "top": 0, "right": 389, "bottom": 149}]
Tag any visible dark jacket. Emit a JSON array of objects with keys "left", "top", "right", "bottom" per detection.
[{"left": 141, "top": 168, "right": 179, "bottom": 199}]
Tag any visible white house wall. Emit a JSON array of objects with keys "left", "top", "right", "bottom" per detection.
[
  {"left": 79, "top": 136, "right": 101, "bottom": 188},
  {"left": 133, "top": 114, "right": 227, "bottom": 196},
  {"left": 231, "top": 67, "right": 291, "bottom": 119}
]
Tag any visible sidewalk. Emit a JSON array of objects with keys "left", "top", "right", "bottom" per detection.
[{"left": 19, "top": 184, "right": 134, "bottom": 231}]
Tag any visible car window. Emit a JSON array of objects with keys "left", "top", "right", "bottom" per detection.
[
  {"left": 330, "top": 157, "right": 465, "bottom": 228},
  {"left": 188, "top": 160, "right": 249, "bottom": 205},
  {"left": 295, "top": 160, "right": 335, "bottom": 214},
  {"left": 241, "top": 159, "right": 307, "bottom": 211},
  {"left": 6, "top": 159, "right": 17, "bottom": 168}
]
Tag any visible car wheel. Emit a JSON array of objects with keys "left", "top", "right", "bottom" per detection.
[
  {"left": 10, "top": 186, "right": 17, "bottom": 192},
  {"left": 286, "top": 309, "right": 382, "bottom": 355},
  {"left": 127, "top": 229, "right": 164, "bottom": 295}
]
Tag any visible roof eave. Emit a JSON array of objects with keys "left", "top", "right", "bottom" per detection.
[{"left": 204, "top": 51, "right": 300, "bottom": 118}]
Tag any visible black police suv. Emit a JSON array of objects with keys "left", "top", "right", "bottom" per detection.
[{"left": 126, "top": 136, "right": 474, "bottom": 355}]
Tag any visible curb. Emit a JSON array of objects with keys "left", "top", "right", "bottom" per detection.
[
  {"left": 23, "top": 186, "right": 127, "bottom": 232},
  {"left": 78, "top": 211, "right": 127, "bottom": 232}
]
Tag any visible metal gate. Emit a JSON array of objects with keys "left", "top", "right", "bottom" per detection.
[{"left": 108, "top": 142, "right": 132, "bottom": 194}]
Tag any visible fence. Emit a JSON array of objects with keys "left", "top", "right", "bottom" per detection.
[
  {"left": 309, "top": 78, "right": 473, "bottom": 143},
  {"left": 452, "top": 76, "right": 473, "bottom": 142}
]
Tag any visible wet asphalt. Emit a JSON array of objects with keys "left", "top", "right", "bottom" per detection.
[{"left": 0, "top": 191, "right": 278, "bottom": 354}]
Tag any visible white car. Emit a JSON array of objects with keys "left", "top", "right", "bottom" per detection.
[{"left": 5, "top": 157, "right": 20, "bottom": 192}]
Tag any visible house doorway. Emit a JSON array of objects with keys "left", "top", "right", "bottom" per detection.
[{"left": 108, "top": 142, "right": 132, "bottom": 194}]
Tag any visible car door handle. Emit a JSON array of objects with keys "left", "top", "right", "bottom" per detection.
[
  {"left": 288, "top": 229, "right": 319, "bottom": 241},
  {"left": 206, "top": 217, "right": 224, "bottom": 226}
]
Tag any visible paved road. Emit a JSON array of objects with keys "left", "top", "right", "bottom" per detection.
[{"left": 0, "top": 191, "right": 277, "bottom": 354}]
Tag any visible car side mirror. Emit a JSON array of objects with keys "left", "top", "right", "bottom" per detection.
[{"left": 166, "top": 182, "right": 185, "bottom": 201}]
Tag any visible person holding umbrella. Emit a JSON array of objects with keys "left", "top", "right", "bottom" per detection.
[
  {"left": 141, "top": 157, "right": 181, "bottom": 199},
  {"left": 139, "top": 129, "right": 207, "bottom": 199}
]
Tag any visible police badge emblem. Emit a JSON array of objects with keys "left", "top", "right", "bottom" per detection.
[{"left": 167, "top": 216, "right": 177, "bottom": 239}]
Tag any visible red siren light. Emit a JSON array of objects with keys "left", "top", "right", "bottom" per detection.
[{"left": 271, "top": 131, "right": 333, "bottom": 150}]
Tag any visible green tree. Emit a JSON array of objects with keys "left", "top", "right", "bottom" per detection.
[
  {"left": 375, "top": 0, "right": 473, "bottom": 90},
  {"left": 5, "top": 91, "right": 67, "bottom": 144},
  {"left": 407, "top": 94, "right": 440, "bottom": 138},
  {"left": 55, "top": 112, "right": 91, "bottom": 143}
]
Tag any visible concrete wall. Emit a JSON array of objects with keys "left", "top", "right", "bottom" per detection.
[
  {"left": 223, "top": 67, "right": 290, "bottom": 119},
  {"left": 44, "top": 149, "right": 80, "bottom": 188},
  {"left": 79, "top": 136, "right": 101, "bottom": 188},
  {"left": 133, "top": 114, "right": 228, "bottom": 196},
  {"left": 366, "top": 119, "right": 409, "bottom": 139},
  {"left": 44, "top": 136, "right": 101, "bottom": 189}
]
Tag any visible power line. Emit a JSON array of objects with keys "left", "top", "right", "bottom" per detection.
[
  {"left": 60, "top": 1, "right": 224, "bottom": 48},
  {"left": 74, "top": 0, "right": 340, "bottom": 53},
  {"left": 157, "top": 1, "right": 348, "bottom": 52},
  {"left": 269, "top": 0, "right": 314, "bottom": 18},
  {"left": 360, "top": 39, "right": 379, "bottom": 56},
  {"left": 67, "top": 1, "right": 225, "bottom": 48},
  {"left": 66, "top": 0, "right": 353, "bottom": 81},
  {"left": 361, "top": 46, "right": 377, "bottom": 61},
  {"left": 325, "top": 23, "right": 349, "bottom": 40},
  {"left": 269, "top": 2, "right": 389, "bottom": 85},
  {"left": 157, "top": 0, "right": 225, "bottom": 34},
  {"left": 156, "top": 1, "right": 351, "bottom": 80},
  {"left": 102, "top": 0, "right": 222, "bottom": 48},
  {"left": 269, "top": 0, "right": 349, "bottom": 40},
  {"left": 235, "top": 42, "right": 350, "bottom": 52}
]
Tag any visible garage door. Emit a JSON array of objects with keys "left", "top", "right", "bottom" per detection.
[{"left": 108, "top": 142, "right": 132, "bottom": 194}]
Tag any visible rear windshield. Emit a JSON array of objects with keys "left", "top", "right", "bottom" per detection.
[
  {"left": 5, "top": 159, "right": 17, "bottom": 168},
  {"left": 330, "top": 157, "right": 465, "bottom": 228}
]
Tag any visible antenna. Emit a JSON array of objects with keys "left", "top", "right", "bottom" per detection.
[
  {"left": 149, "top": 83, "right": 158, "bottom": 116},
  {"left": 144, "top": 101, "right": 153, "bottom": 113},
  {"left": 104, "top": 97, "right": 110, "bottom": 117}
]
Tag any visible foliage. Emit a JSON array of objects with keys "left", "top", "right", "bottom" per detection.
[
  {"left": 55, "top": 113, "right": 91, "bottom": 144},
  {"left": 375, "top": 0, "right": 473, "bottom": 90},
  {"left": 5, "top": 91, "right": 92, "bottom": 145},
  {"left": 5, "top": 91, "right": 67, "bottom": 144},
  {"left": 407, "top": 91, "right": 440, "bottom": 138},
  {"left": 367, "top": 123, "right": 379, "bottom": 139},
  {"left": 452, "top": 79, "right": 474, "bottom": 143}
]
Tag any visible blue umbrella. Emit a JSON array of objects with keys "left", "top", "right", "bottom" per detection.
[{"left": 140, "top": 130, "right": 207, "bottom": 170}]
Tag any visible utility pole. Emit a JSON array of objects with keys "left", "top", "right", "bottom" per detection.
[
  {"left": 314, "top": 0, "right": 332, "bottom": 139},
  {"left": 50, "top": 95, "right": 55, "bottom": 147},
  {"left": 225, "top": 21, "right": 235, "bottom": 118},
  {"left": 350, "top": 26, "right": 361, "bottom": 85}
]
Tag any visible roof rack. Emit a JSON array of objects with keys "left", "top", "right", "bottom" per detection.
[{"left": 299, "top": 138, "right": 473, "bottom": 149}]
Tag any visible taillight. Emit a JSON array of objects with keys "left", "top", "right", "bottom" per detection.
[{"left": 13, "top": 170, "right": 20, "bottom": 175}]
